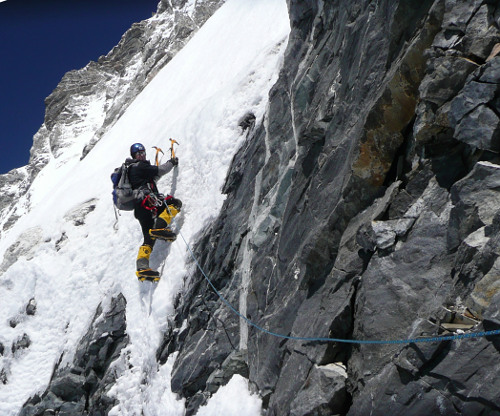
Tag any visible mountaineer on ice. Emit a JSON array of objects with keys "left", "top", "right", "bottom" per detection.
[{"left": 113, "top": 142, "right": 182, "bottom": 281}]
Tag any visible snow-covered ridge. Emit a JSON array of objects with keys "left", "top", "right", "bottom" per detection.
[
  {"left": 0, "top": 0, "right": 290, "bottom": 414},
  {"left": 0, "top": 0, "right": 225, "bottom": 236}
]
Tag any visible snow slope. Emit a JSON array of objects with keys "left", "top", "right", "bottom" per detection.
[{"left": 0, "top": 0, "right": 290, "bottom": 414}]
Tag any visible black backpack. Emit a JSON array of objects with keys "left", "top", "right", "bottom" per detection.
[{"left": 111, "top": 162, "right": 136, "bottom": 211}]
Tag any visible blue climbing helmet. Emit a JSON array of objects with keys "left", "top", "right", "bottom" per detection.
[{"left": 130, "top": 142, "right": 146, "bottom": 158}]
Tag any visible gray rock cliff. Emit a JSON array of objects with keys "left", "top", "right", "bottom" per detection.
[{"left": 160, "top": 0, "right": 500, "bottom": 414}]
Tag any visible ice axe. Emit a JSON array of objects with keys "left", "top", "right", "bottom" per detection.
[
  {"left": 152, "top": 146, "right": 164, "bottom": 166},
  {"left": 170, "top": 138, "right": 179, "bottom": 159}
]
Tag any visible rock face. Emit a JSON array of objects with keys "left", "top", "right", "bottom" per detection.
[
  {"left": 160, "top": 0, "right": 500, "bottom": 414},
  {"left": 0, "top": 0, "right": 225, "bottom": 236},
  {"left": 19, "top": 295, "right": 128, "bottom": 416}
]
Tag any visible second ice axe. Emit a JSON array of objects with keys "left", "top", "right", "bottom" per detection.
[
  {"left": 152, "top": 146, "right": 164, "bottom": 166},
  {"left": 170, "top": 139, "right": 179, "bottom": 159}
]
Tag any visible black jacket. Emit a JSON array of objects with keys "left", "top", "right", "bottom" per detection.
[
  {"left": 127, "top": 157, "right": 174, "bottom": 195},
  {"left": 128, "top": 159, "right": 159, "bottom": 194}
]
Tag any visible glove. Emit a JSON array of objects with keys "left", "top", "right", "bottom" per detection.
[
  {"left": 170, "top": 157, "right": 179, "bottom": 166},
  {"left": 166, "top": 195, "right": 182, "bottom": 210}
]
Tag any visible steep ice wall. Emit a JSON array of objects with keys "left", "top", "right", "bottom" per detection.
[{"left": 0, "top": 0, "right": 225, "bottom": 235}]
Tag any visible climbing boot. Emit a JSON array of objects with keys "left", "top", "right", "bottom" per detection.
[
  {"left": 158, "top": 205, "right": 179, "bottom": 226},
  {"left": 136, "top": 268, "right": 160, "bottom": 282},
  {"left": 136, "top": 244, "right": 153, "bottom": 271},
  {"left": 149, "top": 228, "right": 177, "bottom": 241}
]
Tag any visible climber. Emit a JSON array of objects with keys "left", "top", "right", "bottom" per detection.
[{"left": 128, "top": 142, "right": 182, "bottom": 281}]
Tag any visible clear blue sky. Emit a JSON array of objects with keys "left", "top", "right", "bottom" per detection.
[{"left": 0, "top": 0, "right": 160, "bottom": 174}]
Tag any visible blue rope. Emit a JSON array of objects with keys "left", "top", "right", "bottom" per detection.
[{"left": 179, "top": 231, "right": 500, "bottom": 345}]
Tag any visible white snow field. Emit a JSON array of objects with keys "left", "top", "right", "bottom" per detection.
[{"left": 0, "top": 0, "right": 290, "bottom": 414}]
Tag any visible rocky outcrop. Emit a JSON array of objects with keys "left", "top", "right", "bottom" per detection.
[
  {"left": 160, "top": 0, "right": 500, "bottom": 414},
  {"left": 347, "top": 162, "right": 500, "bottom": 415},
  {"left": 0, "top": 0, "right": 225, "bottom": 235},
  {"left": 0, "top": 227, "right": 44, "bottom": 275},
  {"left": 19, "top": 294, "right": 128, "bottom": 416}
]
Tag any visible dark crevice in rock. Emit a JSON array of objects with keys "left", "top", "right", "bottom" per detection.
[
  {"left": 324, "top": 278, "right": 360, "bottom": 370},
  {"left": 463, "top": 54, "right": 486, "bottom": 67},
  {"left": 486, "top": 100, "right": 500, "bottom": 120},
  {"left": 383, "top": 115, "right": 416, "bottom": 188},
  {"left": 424, "top": 139, "right": 473, "bottom": 189},
  {"left": 301, "top": 136, "right": 326, "bottom": 178},
  {"left": 357, "top": 248, "right": 374, "bottom": 272},
  {"left": 156, "top": 324, "right": 176, "bottom": 365}
]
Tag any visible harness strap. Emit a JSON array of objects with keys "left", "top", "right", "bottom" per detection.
[{"left": 141, "top": 193, "right": 164, "bottom": 215}]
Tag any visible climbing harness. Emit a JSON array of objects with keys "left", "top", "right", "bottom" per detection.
[
  {"left": 140, "top": 193, "right": 163, "bottom": 217},
  {"left": 175, "top": 227, "right": 500, "bottom": 345}
]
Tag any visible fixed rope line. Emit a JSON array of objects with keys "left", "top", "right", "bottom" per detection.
[{"left": 177, "top": 230, "right": 500, "bottom": 345}]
